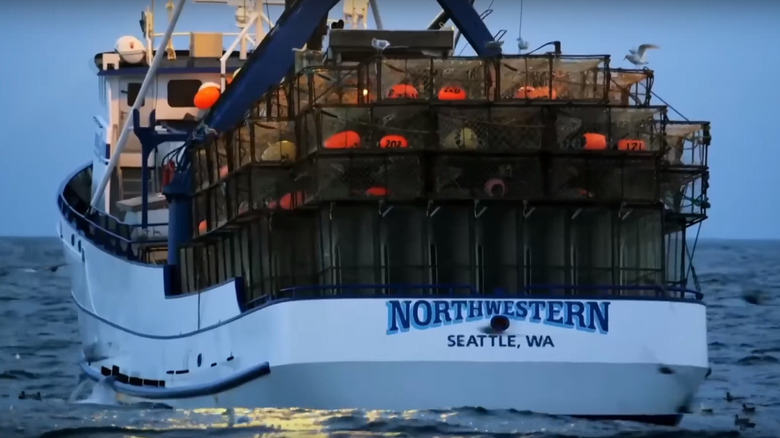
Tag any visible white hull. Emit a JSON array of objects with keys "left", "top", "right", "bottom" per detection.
[
  {"left": 94, "top": 360, "right": 706, "bottom": 418},
  {"left": 60, "top": 214, "right": 709, "bottom": 425}
]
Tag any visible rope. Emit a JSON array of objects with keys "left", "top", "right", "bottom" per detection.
[
  {"left": 457, "top": 0, "right": 495, "bottom": 56},
  {"left": 641, "top": 81, "right": 706, "bottom": 292},
  {"left": 517, "top": 0, "right": 524, "bottom": 54},
  {"left": 637, "top": 78, "right": 689, "bottom": 121}
]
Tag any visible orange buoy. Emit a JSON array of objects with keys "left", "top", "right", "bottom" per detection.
[
  {"left": 193, "top": 82, "right": 220, "bottom": 109},
  {"left": 323, "top": 130, "right": 361, "bottom": 149},
  {"left": 437, "top": 85, "right": 466, "bottom": 100},
  {"left": 515, "top": 86, "right": 557, "bottom": 99},
  {"left": 514, "top": 86, "right": 536, "bottom": 98},
  {"left": 197, "top": 220, "right": 207, "bottom": 234},
  {"left": 386, "top": 84, "right": 419, "bottom": 99},
  {"left": 268, "top": 191, "right": 305, "bottom": 210},
  {"left": 218, "top": 165, "right": 229, "bottom": 179},
  {"left": 583, "top": 133, "right": 607, "bottom": 150},
  {"left": 379, "top": 134, "right": 408, "bottom": 148},
  {"left": 617, "top": 139, "right": 646, "bottom": 151},
  {"left": 533, "top": 87, "right": 557, "bottom": 99},
  {"left": 365, "top": 186, "right": 387, "bottom": 196}
]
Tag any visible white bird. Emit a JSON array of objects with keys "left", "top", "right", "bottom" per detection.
[
  {"left": 371, "top": 38, "right": 390, "bottom": 52},
  {"left": 517, "top": 36, "right": 529, "bottom": 52},
  {"left": 625, "top": 44, "right": 660, "bottom": 66}
]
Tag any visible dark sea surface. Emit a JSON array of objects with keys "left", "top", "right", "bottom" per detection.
[{"left": 0, "top": 237, "right": 778, "bottom": 437}]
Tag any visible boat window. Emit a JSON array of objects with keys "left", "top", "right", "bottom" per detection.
[
  {"left": 127, "top": 82, "right": 144, "bottom": 106},
  {"left": 167, "top": 79, "right": 202, "bottom": 107}
]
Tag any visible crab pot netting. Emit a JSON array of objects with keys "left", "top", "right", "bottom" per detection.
[
  {"left": 496, "top": 56, "right": 608, "bottom": 102},
  {"left": 548, "top": 156, "right": 658, "bottom": 202},
  {"left": 432, "top": 156, "right": 543, "bottom": 200},
  {"left": 377, "top": 57, "right": 490, "bottom": 101},
  {"left": 300, "top": 105, "right": 435, "bottom": 155},
  {"left": 300, "top": 107, "right": 370, "bottom": 155},
  {"left": 245, "top": 120, "right": 298, "bottom": 163},
  {"left": 190, "top": 134, "right": 234, "bottom": 193},
  {"left": 555, "top": 106, "right": 666, "bottom": 152},
  {"left": 192, "top": 183, "right": 227, "bottom": 235},
  {"left": 659, "top": 171, "right": 708, "bottom": 216},
  {"left": 297, "top": 155, "right": 423, "bottom": 203},
  {"left": 664, "top": 123, "right": 709, "bottom": 167},
  {"left": 378, "top": 58, "right": 434, "bottom": 100},
  {"left": 299, "top": 65, "right": 370, "bottom": 108},
  {"left": 192, "top": 167, "right": 295, "bottom": 235},
  {"left": 435, "top": 106, "right": 544, "bottom": 152},
  {"left": 252, "top": 84, "right": 296, "bottom": 120},
  {"left": 604, "top": 69, "right": 654, "bottom": 106}
]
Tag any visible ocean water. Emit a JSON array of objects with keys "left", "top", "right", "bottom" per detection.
[{"left": 0, "top": 237, "right": 778, "bottom": 438}]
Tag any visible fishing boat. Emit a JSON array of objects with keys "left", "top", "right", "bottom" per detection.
[{"left": 58, "top": 0, "right": 713, "bottom": 425}]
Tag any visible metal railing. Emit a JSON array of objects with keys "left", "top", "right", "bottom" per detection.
[
  {"left": 58, "top": 164, "right": 168, "bottom": 264},
  {"left": 244, "top": 282, "right": 703, "bottom": 310}
]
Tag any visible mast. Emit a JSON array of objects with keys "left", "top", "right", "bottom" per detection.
[{"left": 89, "top": 0, "right": 187, "bottom": 212}]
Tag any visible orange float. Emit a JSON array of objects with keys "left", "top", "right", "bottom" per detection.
[
  {"left": 514, "top": 86, "right": 556, "bottom": 99},
  {"left": 437, "top": 85, "right": 466, "bottom": 100},
  {"left": 193, "top": 82, "right": 221, "bottom": 109},
  {"left": 323, "top": 130, "right": 361, "bottom": 149},
  {"left": 365, "top": 186, "right": 388, "bottom": 196},
  {"left": 197, "top": 220, "right": 207, "bottom": 234},
  {"left": 386, "top": 84, "right": 419, "bottom": 99},
  {"left": 268, "top": 191, "right": 305, "bottom": 210},
  {"left": 617, "top": 139, "right": 646, "bottom": 151},
  {"left": 514, "top": 86, "right": 536, "bottom": 98},
  {"left": 583, "top": 133, "right": 607, "bottom": 150},
  {"left": 533, "top": 87, "right": 557, "bottom": 99},
  {"left": 379, "top": 134, "right": 408, "bottom": 148}
]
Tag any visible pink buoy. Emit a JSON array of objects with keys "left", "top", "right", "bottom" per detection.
[{"left": 484, "top": 178, "right": 507, "bottom": 197}]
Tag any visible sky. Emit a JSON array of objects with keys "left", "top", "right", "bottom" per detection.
[{"left": 0, "top": 0, "right": 777, "bottom": 238}]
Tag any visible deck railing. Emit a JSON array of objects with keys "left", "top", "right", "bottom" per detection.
[
  {"left": 243, "top": 282, "right": 703, "bottom": 310},
  {"left": 58, "top": 164, "right": 168, "bottom": 264}
]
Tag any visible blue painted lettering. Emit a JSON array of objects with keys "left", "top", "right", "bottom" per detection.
[
  {"left": 385, "top": 299, "right": 610, "bottom": 335},
  {"left": 447, "top": 334, "right": 520, "bottom": 348},
  {"left": 525, "top": 335, "right": 555, "bottom": 347}
]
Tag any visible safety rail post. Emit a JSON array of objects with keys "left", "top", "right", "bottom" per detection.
[{"left": 220, "top": 11, "right": 262, "bottom": 91}]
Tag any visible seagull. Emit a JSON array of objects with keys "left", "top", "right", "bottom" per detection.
[
  {"left": 625, "top": 44, "right": 659, "bottom": 66},
  {"left": 371, "top": 38, "right": 390, "bottom": 52},
  {"left": 517, "top": 36, "right": 529, "bottom": 52}
]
